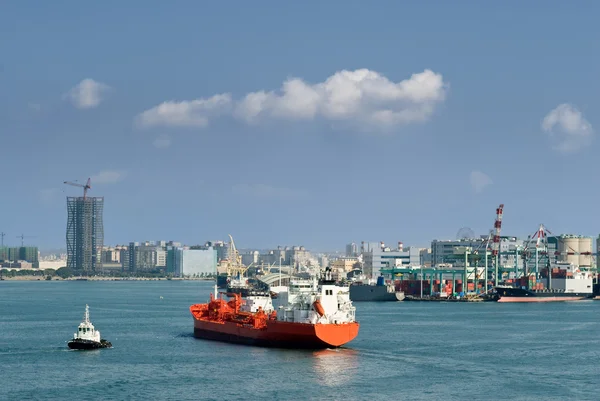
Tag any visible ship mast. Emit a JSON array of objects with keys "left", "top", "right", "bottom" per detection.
[{"left": 84, "top": 304, "right": 90, "bottom": 324}]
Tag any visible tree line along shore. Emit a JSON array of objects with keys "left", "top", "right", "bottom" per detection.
[{"left": 0, "top": 268, "right": 216, "bottom": 281}]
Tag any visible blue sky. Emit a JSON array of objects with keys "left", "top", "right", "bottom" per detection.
[{"left": 1, "top": 0, "right": 598, "bottom": 251}]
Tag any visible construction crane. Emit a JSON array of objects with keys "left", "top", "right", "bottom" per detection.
[
  {"left": 63, "top": 178, "right": 92, "bottom": 199},
  {"left": 16, "top": 234, "right": 36, "bottom": 247},
  {"left": 1, "top": 232, "right": 5, "bottom": 247}
]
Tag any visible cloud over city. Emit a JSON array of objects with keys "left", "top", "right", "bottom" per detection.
[
  {"left": 135, "top": 68, "right": 448, "bottom": 130},
  {"left": 542, "top": 103, "right": 593, "bottom": 153},
  {"left": 470, "top": 171, "right": 493, "bottom": 194},
  {"left": 65, "top": 79, "right": 111, "bottom": 109}
]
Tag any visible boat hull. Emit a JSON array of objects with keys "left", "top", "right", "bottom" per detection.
[
  {"left": 495, "top": 287, "right": 591, "bottom": 303},
  {"left": 67, "top": 339, "right": 112, "bottom": 350},
  {"left": 193, "top": 318, "right": 359, "bottom": 349},
  {"left": 349, "top": 285, "right": 404, "bottom": 302}
]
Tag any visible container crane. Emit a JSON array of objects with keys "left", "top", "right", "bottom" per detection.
[{"left": 63, "top": 178, "right": 92, "bottom": 199}]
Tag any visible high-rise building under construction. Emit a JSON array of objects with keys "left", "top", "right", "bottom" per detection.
[{"left": 66, "top": 196, "right": 104, "bottom": 272}]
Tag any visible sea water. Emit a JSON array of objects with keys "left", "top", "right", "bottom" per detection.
[{"left": 0, "top": 280, "right": 598, "bottom": 401}]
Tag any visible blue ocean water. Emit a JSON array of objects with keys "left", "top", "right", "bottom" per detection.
[{"left": 1, "top": 280, "right": 599, "bottom": 401}]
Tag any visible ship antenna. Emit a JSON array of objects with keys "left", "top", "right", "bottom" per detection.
[{"left": 84, "top": 304, "right": 90, "bottom": 323}]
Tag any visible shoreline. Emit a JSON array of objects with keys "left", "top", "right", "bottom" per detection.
[{"left": 0, "top": 276, "right": 216, "bottom": 282}]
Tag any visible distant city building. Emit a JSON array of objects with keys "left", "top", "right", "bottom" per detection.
[
  {"left": 167, "top": 247, "right": 217, "bottom": 277},
  {"left": 0, "top": 246, "right": 40, "bottom": 268},
  {"left": 361, "top": 241, "right": 421, "bottom": 278},
  {"left": 345, "top": 243, "right": 358, "bottom": 257},
  {"left": 126, "top": 241, "right": 161, "bottom": 272},
  {"left": 207, "top": 241, "right": 229, "bottom": 262},
  {"left": 330, "top": 257, "right": 359, "bottom": 273},
  {"left": 285, "top": 246, "right": 310, "bottom": 267},
  {"left": 419, "top": 248, "right": 432, "bottom": 267},
  {"left": 319, "top": 255, "right": 329, "bottom": 269},
  {"left": 241, "top": 251, "right": 259, "bottom": 266},
  {"left": 66, "top": 196, "right": 104, "bottom": 272},
  {"left": 101, "top": 246, "right": 126, "bottom": 264},
  {"left": 431, "top": 237, "right": 525, "bottom": 268}
]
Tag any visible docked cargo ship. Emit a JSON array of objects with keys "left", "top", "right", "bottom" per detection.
[
  {"left": 67, "top": 305, "right": 112, "bottom": 350},
  {"left": 349, "top": 276, "right": 405, "bottom": 301},
  {"left": 190, "top": 268, "right": 359, "bottom": 349},
  {"left": 495, "top": 262, "right": 593, "bottom": 303},
  {"left": 217, "top": 235, "right": 254, "bottom": 296}
]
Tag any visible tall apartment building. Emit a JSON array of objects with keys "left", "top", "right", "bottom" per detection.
[
  {"left": 66, "top": 196, "right": 104, "bottom": 272},
  {"left": 0, "top": 246, "right": 39, "bottom": 268},
  {"left": 345, "top": 243, "right": 358, "bottom": 257}
]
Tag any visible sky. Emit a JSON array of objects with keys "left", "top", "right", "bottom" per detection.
[{"left": 1, "top": 0, "right": 598, "bottom": 251}]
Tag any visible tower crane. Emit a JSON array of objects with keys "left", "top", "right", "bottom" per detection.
[
  {"left": 63, "top": 178, "right": 92, "bottom": 199},
  {"left": 1, "top": 232, "right": 5, "bottom": 247},
  {"left": 16, "top": 234, "right": 36, "bottom": 247}
]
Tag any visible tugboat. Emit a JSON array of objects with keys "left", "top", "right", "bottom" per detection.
[{"left": 67, "top": 305, "right": 112, "bottom": 350}]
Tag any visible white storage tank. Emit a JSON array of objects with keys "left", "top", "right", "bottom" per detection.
[
  {"left": 578, "top": 236, "right": 593, "bottom": 267},
  {"left": 558, "top": 235, "right": 580, "bottom": 265}
]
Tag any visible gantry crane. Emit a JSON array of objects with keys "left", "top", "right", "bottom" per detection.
[{"left": 63, "top": 178, "right": 92, "bottom": 199}]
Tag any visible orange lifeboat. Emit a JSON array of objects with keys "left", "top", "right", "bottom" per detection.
[{"left": 313, "top": 299, "right": 325, "bottom": 317}]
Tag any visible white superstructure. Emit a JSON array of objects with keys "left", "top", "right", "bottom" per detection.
[
  {"left": 73, "top": 305, "right": 101, "bottom": 343},
  {"left": 275, "top": 269, "right": 356, "bottom": 325},
  {"left": 240, "top": 292, "right": 275, "bottom": 313},
  {"left": 547, "top": 261, "right": 593, "bottom": 294}
]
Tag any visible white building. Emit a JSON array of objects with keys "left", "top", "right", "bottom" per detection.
[
  {"left": 174, "top": 248, "right": 217, "bottom": 277},
  {"left": 156, "top": 250, "right": 167, "bottom": 268},
  {"left": 361, "top": 241, "right": 421, "bottom": 278},
  {"left": 241, "top": 251, "right": 259, "bottom": 266}
]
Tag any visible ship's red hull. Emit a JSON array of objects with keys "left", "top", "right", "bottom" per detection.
[
  {"left": 497, "top": 296, "right": 585, "bottom": 303},
  {"left": 193, "top": 318, "right": 359, "bottom": 349}
]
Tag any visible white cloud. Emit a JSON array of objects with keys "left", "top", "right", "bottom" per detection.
[
  {"left": 91, "top": 170, "right": 126, "bottom": 184},
  {"left": 236, "top": 69, "right": 447, "bottom": 127},
  {"left": 135, "top": 94, "right": 232, "bottom": 128},
  {"left": 65, "top": 78, "right": 111, "bottom": 109},
  {"left": 542, "top": 104, "right": 593, "bottom": 153},
  {"left": 470, "top": 171, "right": 492, "bottom": 194},
  {"left": 135, "top": 68, "right": 447, "bottom": 130},
  {"left": 232, "top": 183, "right": 309, "bottom": 199},
  {"left": 153, "top": 135, "right": 172, "bottom": 149}
]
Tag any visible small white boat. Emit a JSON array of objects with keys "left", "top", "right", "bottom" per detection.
[{"left": 67, "top": 305, "right": 112, "bottom": 350}]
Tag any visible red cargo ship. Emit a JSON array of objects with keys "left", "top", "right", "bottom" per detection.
[{"left": 190, "top": 270, "right": 360, "bottom": 349}]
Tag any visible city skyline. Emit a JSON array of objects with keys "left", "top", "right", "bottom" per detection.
[{"left": 1, "top": 1, "right": 598, "bottom": 250}]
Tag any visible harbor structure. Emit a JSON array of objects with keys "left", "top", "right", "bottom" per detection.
[
  {"left": 65, "top": 181, "right": 104, "bottom": 273},
  {"left": 361, "top": 241, "right": 421, "bottom": 278},
  {"left": 553, "top": 234, "right": 593, "bottom": 267}
]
